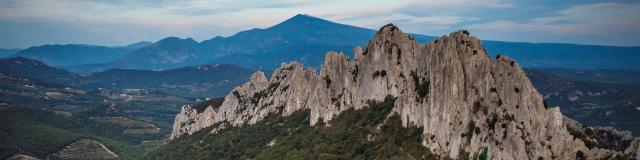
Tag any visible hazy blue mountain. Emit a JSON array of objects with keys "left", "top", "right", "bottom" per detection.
[
  {"left": 11, "top": 41, "right": 151, "bottom": 67},
  {"left": 0, "top": 48, "right": 20, "bottom": 58},
  {"left": 8, "top": 14, "right": 635, "bottom": 73},
  {"left": 202, "top": 14, "right": 377, "bottom": 56},
  {"left": 483, "top": 41, "right": 640, "bottom": 71},
  {"left": 208, "top": 14, "right": 433, "bottom": 69},
  {"left": 0, "top": 57, "right": 252, "bottom": 98},
  {"left": 62, "top": 14, "right": 638, "bottom": 72},
  {"left": 206, "top": 14, "right": 639, "bottom": 71},
  {"left": 0, "top": 56, "right": 78, "bottom": 85},
  {"left": 87, "top": 14, "right": 432, "bottom": 71},
  {"left": 103, "top": 14, "right": 383, "bottom": 71},
  {"left": 65, "top": 39, "right": 198, "bottom": 72},
  {"left": 118, "top": 41, "right": 153, "bottom": 49},
  {"left": 107, "top": 37, "right": 209, "bottom": 70}
]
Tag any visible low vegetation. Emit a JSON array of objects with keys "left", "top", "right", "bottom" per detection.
[
  {"left": 148, "top": 95, "right": 441, "bottom": 159},
  {"left": 0, "top": 105, "right": 167, "bottom": 159},
  {"left": 411, "top": 70, "right": 430, "bottom": 101}
]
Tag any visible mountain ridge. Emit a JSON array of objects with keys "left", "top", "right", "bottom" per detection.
[
  {"left": 10, "top": 41, "right": 152, "bottom": 67},
  {"left": 0, "top": 48, "right": 20, "bottom": 58},
  {"left": 66, "top": 14, "right": 434, "bottom": 71},
  {"left": 69, "top": 14, "right": 639, "bottom": 72},
  {"left": 170, "top": 24, "right": 640, "bottom": 159},
  {"left": 5, "top": 14, "right": 638, "bottom": 72}
]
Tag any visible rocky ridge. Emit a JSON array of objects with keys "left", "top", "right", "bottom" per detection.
[{"left": 171, "top": 24, "right": 639, "bottom": 159}]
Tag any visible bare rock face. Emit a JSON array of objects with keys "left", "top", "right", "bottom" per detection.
[{"left": 171, "top": 24, "right": 638, "bottom": 159}]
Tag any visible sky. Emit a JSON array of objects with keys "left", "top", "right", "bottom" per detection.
[{"left": 1, "top": 0, "right": 639, "bottom": 48}]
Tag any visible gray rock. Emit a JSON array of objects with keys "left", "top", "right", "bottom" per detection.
[{"left": 171, "top": 24, "right": 638, "bottom": 159}]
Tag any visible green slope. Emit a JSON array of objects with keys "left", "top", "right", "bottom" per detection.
[
  {"left": 0, "top": 105, "right": 167, "bottom": 159},
  {"left": 148, "top": 96, "right": 450, "bottom": 160}
]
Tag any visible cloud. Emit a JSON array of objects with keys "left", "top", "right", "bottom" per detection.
[
  {"left": 338, "top": 13, "right": 476, "bottom": 29},
  {"left": 316, "top": 0, "right": 506, "bottom": 35},
  {"left": 465, "top": 2, "right": 640, "bottom": 46}
]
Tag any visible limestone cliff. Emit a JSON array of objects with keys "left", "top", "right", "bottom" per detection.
[{"left": 171, "top": 24, "right": 638, "bottom": 159}]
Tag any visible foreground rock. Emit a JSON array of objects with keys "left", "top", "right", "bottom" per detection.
[{"left": 171, "top": 24, "right": 639, "bottom": 159}]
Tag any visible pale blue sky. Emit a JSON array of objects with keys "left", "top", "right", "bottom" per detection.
[{"left": 1, "top": 0, "right": 639, "bottom": 48}]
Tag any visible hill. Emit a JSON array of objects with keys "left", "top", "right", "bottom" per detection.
[
  {"left": 0, "top": 57, "right": 252, "bottom": 98},
  {"left": 0, "top": 58, "right": 191, "bottom": 159},
  {"left": 76, "top": 64, "right": 253, "bottom": 98}
]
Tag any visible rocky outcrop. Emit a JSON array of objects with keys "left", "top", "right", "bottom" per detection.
[{"left": 171, "top": 24, "right": 639, "bottom": 159}]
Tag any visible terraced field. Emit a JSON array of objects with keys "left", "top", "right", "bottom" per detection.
[{"left": 50, "top": 139, "right": 118, "bottom": 160}]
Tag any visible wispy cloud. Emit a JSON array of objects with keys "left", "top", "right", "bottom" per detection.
[{"left": 465, "top": 2, "right": 640, "bottom": 45}]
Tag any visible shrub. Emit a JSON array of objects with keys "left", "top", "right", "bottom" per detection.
[
  {"left": 323, "top": 76, "right": 331, "bottom": 88},
  {"left": 411, "top": 71, "right": 430, "bottom": 101},
  {"left": 479, "top": 147, "right": 489, "bottom": 160},
  {"left": 193, "top": 97, "right": 225, "bottom": 113},
  {"left": 149, "top": 95, "right": 443, "bottom": 159}
]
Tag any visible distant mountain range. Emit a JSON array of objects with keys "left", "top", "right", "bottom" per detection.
[
  {"left": 0, "top": 57, "right": 251, "bottom": 98},
  {"left": 8, "top": 41, "right": 152, "bottom": 67},
  {"left": 6, "top": 14, "right": 639, "bottom": 72},
  {"left": 0, "top": 48, "right": 20, "bottom": 58},
  {"left": 107, "top": 37, "right": 206, "bottom": 71},
  {"left": 482, "top": 41, "right": 640, "bottom": 71},
  {"left": 66, "top": 14, "right": 431, "bottom": 72}
]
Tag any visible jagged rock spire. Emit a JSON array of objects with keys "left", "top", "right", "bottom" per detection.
[{"left": 171, "top": 25, "right": 639, "bottom": 159}]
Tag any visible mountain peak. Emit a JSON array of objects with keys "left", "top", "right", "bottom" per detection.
[
  {"left": 271, "top": 14, "right": 335, "bottom": 29},
  {"left": 291, "top": 13, "right": 317, "bottom": 20},
  {"left": 372, "top": 23, "right": 416, "bottom": 45},
  {"left": 158, "top": 37, "right": 196, "bottom": 42},
  {"left": 155, "top": 37, "right": 198, "bottom": 46},
  {"left": 379, "top": 23, "right": 398, "bottom": 32}
]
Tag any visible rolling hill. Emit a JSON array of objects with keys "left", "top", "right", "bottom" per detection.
[{"left": 0, "top": 57, "right": 252, "bottom": 98}]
